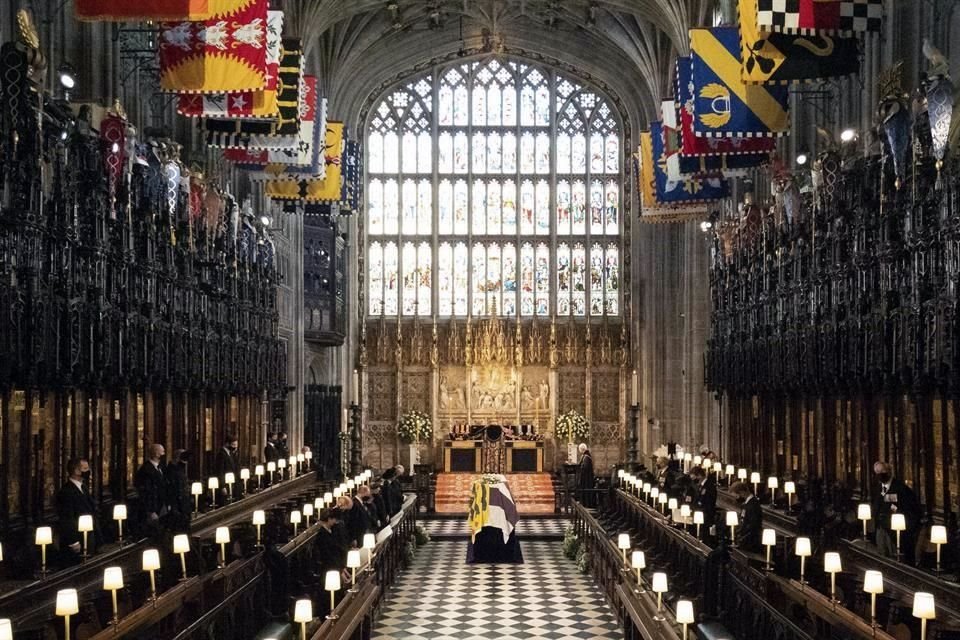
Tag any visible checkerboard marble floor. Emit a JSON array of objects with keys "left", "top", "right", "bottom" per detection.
[
  {"left": 372, "top": 540, "right": 622, "bottom": 640},
  {"left": 421, "top": 517, "right": 569, "bottom": 539}
]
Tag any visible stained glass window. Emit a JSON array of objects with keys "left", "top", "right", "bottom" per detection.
[{"left": 366, "top": 58, "right": 622, "bottom": 318}]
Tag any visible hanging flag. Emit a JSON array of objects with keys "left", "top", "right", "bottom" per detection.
[
  {"left": 176, "top": 10, "right": 283, "bottom": 118},
  {"left": 690, "top": 27, "right": 790, "bottom": 137},
  {"left": 340, "top": 140, "right": 363, "bottom": 211},
  {"left": 637, "top": 134, "right": 658, "bottom": 210},
  {"left": 203, "top": 40, "right": 303, "bottom": 149},
  {"left": 265, "top": 122, "right": 344, "bottom": 202},
  {"left": 651, "top": 121, "right": 729, "bottom": 203},
  {"left": 755, "top": 0, "right": 882, "bottom": 35},
  {"left": 159, "top": 0, "right": 268, "bottom": 93},
  {"left": 229, "top": 102, "right": 332, "bottom": 180},
  {"left": 662, "top": 100, "right": 767, "bottom": 178},
  {"left": 637, "top": 134, "right": 711, "bottom": 222},
  {"left": 75, "top": 0, "right": 260, "bottom": 21},
  {"left": 740, "top": 0, "right": 861, "bottom": 84},
  {"left": 675, "top": 56, "right": 777, "bottom": 157}
]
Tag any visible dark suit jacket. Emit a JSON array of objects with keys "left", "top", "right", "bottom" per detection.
[
  {"left": 165, "top": 462, "right": 192, "bottom": 530},
  {"left": 696, "top": 477, "right": 718, "bottom": 523},
  {"left": 577, "top": 452, "right": 595, "bottom": 490},
  {"left": 873, "top": 478, "right": 921, "bottom": 531},
  {"left": 737, "top": 496, "right": 763, "bottom": 552},
  {"left": 214, "top": 447, "right": 239, "bottom": 479},
  {"left": 386, "top": 480, "right": 403, "bottom": 515},
  {"left": 345, "top": 499, "right": 374, "bottom": 547},
  {"left": 314, "top": 526, "right": 347, "bottom": 574},
  {"left": 657, "top": 467, "right": 676, "bottom": 491},
  {"left": 55, "top": 481, "right": 98, "bottom": 549},
  {"left": 263, "top": 442, "right": 280, "bottom": 464},
  {"left": 135, "top": 461, "right": 167, "bottom": 516}
]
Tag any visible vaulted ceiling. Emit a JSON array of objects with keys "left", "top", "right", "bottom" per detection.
[{"left": 280, "top": 0, "right": 719, "bottom": 135}]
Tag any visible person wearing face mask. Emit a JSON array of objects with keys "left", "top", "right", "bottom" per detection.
[
  {"left": 165, "top": 449, "right": 192, "bottom": 532},
  {"left": 55, "top": 458, "right": 99, "bottom": 565},
  {"left": 731, "top": 481, "right": 762, "bottom": 552},
  {"left": 872, "top": 461, "right": 921, "bottom": 563},
  {"left": 135, "top": 443, "right": 168, "bottom": 537},
  {"left": 214, "top": 434, "right": 240, "bottom": 503}
]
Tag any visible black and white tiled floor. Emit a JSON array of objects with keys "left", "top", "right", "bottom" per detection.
[
  {"left": 421, "top": 517, "right": 569, "bottom": 539},
  {"left": 372, "top": 540, "right": 622, "bottom": 640}
]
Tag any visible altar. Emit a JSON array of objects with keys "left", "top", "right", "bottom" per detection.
[{"left": 442, "top": 424, "right": 544, "bottom": 474}]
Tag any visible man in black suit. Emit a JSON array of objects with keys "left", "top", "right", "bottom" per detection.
[
  {"left": 655, "top": 457, "right": 676, "bottom": 492},
  {"left": 165, "top": 449, "right": 192, "bottom": 532},
  {"left": 872, "top": 461, "right": 922, "bottom": 563},
  {"left": 263, "top": 432, "right": 280, "bottom": 466},
  {"left": 690, "top": 466, "right": 717, "bottom": 535},
  {"left": 277, "top": 432, "right": 289, "bottom": 460},
  {"left": 135, "top": 443, "right": 167, "bottom": 537},
  {"left": 337, "top": 495, "right": 373, "bottom": 548},
  {"left": 380, "top": 468, "right": 399, "bottom": 515},
  {"left": 55, "top": 458, "right": 98, "bottom": 564},
  {"left": 733, "top": 481, "right": 763, "bottom": 552},
  {"left": 577, "top": 443, "right": 595, "bottom": 507},
  {"left": 214, "top": 434, "right": 240, "bottom": 503}
]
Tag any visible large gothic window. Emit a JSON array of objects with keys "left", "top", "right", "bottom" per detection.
[{"left": 366, "top": 58, "right": 621, "bottom": 318}]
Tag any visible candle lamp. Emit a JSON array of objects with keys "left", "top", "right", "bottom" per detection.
[
  {"left": 207, "top": 477, "right": 219, "bottom": 506},
  {"left": 857, "top": 504, "right": 872, "bottom": 540},
  {"left": 113, "top": 504, "right": 127, "bottom": 547},
  {"left": 651, "top": 572, "right": 668, "bottom": 621},
  {"left": 314, "top": 496, "right": 324, "bottom": 512},
  {"left": 36, "top": 526, "right": 53, "bottom": 576},
  {"left": 713, "top": 461, "right": 722, "bottom": 482},
  {"left": 78, "top": 514, "right": 94, "bottom": 561},
  {"left": 725, "top": 465, "right": 735, "bottom": 486},
  {"left": 333, "top": 487, "right": 343, "bottom": 499},
  {"left": 103, "top": 566, "right": 124, "bottom": 627},
  {"left": 693, "top": 511, "right": 704, "bottom": 538},
  {"left": 277, "top": 458, "right": 287, "bottom": 480},
  {"left": 658, "top": 492, "right": 668, "bottom": 513},
  {"left": 767, "top": 477, "right": 779, "bottom": 503},
  {"left": 297, "top": 453, "right": 305, "bottom": 474},
  {"left": 290, "top": 510, "right": 302, "bottom": 538},
  {"left": 252, "top": 510, "right": 266, "bottom": 548},
  {"left": 239, "top": 468, "right": 250, "bottom": 495},
  {"left": 224, "top": 472, "right": 235, "bottom": 503},
  {"left": 650, "top": 487, "right": 660, "bottom": 507},
  {"left": 255, "top": 464, "right": 264, "bottom": 490},
  {"left": 693, "top": 455, "right": 702, "bottom": 467},
  {"left": 267, "top": 461, "right": 277, "bottom": 484},
  {"left": 795, "top": 537, "right": 811, "bottom": 590},
  {"left": 191, "top": 482, "right": 202, "bottom": 515},
  {"left": 824, "top": 552, "right": 842, "bottom": 609},
  {"left": 631, "top": 550, "right": 646, "bottom": 593},
  {"left": 215, "top": 527, "right": 230, "bottom": 568},
  {"left": 294, "top": 598, "right": 313, "bottom": 639},
  {"left": 0, "top": 619, "right": 11, "bottom": 640},
  {"left": 737, "top": 468, "right": 747, "bottom": 482},
  {"left": 750, "top": 472, "right": 761, "bottom": 497},
  {"left": 676, "top": 599, "right": 694, "bottom": 638},
  {"left": 173, "top": 534, "right": 190, "bottom": 580},
  {"left": 668, "top": 497, "right": 678, "bottom": 512},
  {"left": 347, "top": 479, "right": 356, "bottom": 494},
  {"left": 913, "top": 592, "right": 936, "bottom": 640},
  {"left": 288, "top": 456, "right": 297, "bottom": 477},
  {"left": 890, "top": 514, "right": 906, "bottom": 559},
  {"left": 762, "top": 529, "right": 776, "bottom": 571},
  {"left": 305, "top": 450, "right": 313, "bottom": 468},
  {"left": 617, "top": 533, "right": 630, "bottom": 570},
  {"left": 303, "top": 503, "right": 314, "bottom": 528},
  {"left": 726, "top": 511, "right": 739, "bottom": 546},
  {"left": 617, "top": 469, "right": 625, "bottom": 487},
  {"left": 347, "top": 549, "right": 361, "bottom": 592},
  {"left": 701, "top": 458, "right": 712, "bottom": 470},
  {"left": 56, "top": 588, "right": 79, "bottom": 640},
  {"left": 679, "top": 505, "right": 691, "bottom": 530},
  {"left": 863, "top": 570, "right": 884, "bottom": 631},
  {"left": 142, "top": 549, "right": 160, "bottom": 604},
  {"left": 363, "top": 533, "right": 376, "bottom": 572},
  {"left": 784, "top": 481, "right": 796, "bottom": 509},
  {"left": 642, "top": 483, "right": 651, "bottom": 500},
  {"left": 324, "top": 491, "right": 333, "bottom": 505},
  {"left": 931, "top": 525, "right": 947, "bottom": 577},
  {"left": 325, "top": 570, "right": 341, "bottom": 619}
]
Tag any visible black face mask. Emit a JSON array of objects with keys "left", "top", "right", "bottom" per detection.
[
  {"left": 877, "top": 473, "right": 891, "bottom": 484},
  {"left": 736, "top": 496, "right": 746, "bottom": 504},
  {"left": 81, "top": 471, "right": 91, "bottom": 482}
]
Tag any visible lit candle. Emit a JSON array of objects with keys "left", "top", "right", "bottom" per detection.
[
  {"left": 208, "top": 477, "right": 219, "bottom": 506},
  {"left": 252, "top": 510, "right": 266, "bottom": 548},
  {"left": 0, "top": 619, "right": 12, "bottom": 640},
  {"left": 784, "top": 481, "right": 796, "bottom": 509},
  {"left": 913, "top": 592, "right": 936, "bottom": 640},
  {"left": 288, "top": 456, "right": 297, "bottom": 478},
  {"left": 102, "top": 566, "right": 124, "bottom": 626},
  {"left": 726, "top": 511, "right": 739, "bottom": 545},
  {"left": 352, "top": 369, "right": 359, "bottom": 404},
  {"left": 294, "top": 598, "right": 314, "bottom": 638},
  {"left": 290, "top": 510, "right": 302, "bottom": 538},
  {"left": 617, "top": 533, "right": 630, "bottom": 569},
  {"left": 191, "top": 482, "right": 202, "bottom": 515},
  {"left": 631, "top": 369, "right": 638, "bottom": 405},
  {"left": 347, "top": 549, "right": 361, "bottom": 592},
  {"left": 863, "top": 570, "right": 884, "bottom": 629},
  {"left": 36, "top": 526, "right": 53, "bottom": 575},
  {"left": 890, "top": 513, "right": 906, "bottom": 558},
  {"left": 224, "top": 472, "right": 235, "bottom": 502},
  {"left": 857, "top": 504, "right": 871, "bottom": 539},
  {"left": 725, "top": 464, "right": 735, "bottom": 486},
  {"left": 795, "top": 537, "right": 811, "bottom": 590},
  {"left": 142, "top": 549, "right": 160, "bottom": 603},
  {"left": 762, "top": 529, "right": 776, "bottom": 571},
  {"left": 78, "top": 515, "right": 94, "bottom": 560},
  {"left": 631, "top": 550, "right": 646, "bottom": 593},
  {"left": 56, "top": 589, "right": 79, "bottom": 640},
  {"left": 303, "top": 503, "right": 314, "bottom": 528},
  {"left": 325, "top": 571, "right": 341, "bottom": 620},
  {"left": 173, "top": 534, "right": 190, "bottom": 580},
  {"left": 215, "top": 527, "right": 230, "bottom": 568},
  {"left": 931, "top": 525, "right": 947, "bottom": 576},
  {"left": 267, "top": 461, "right": 276, "bottom": 484},
  {"left": 113, "top": 504, "right": 127, "bottom": 546},
  {"left": 824, "top": 552, "right": 842, "bottom": 608},
  {"left": 255, "top": 464, "right": 264, "bottom": 489},
  {"left": 651, "top": 572, "right": 668, "bottom": 621},
  {"left": 750, "top": 472, "right": 761, "bottom": 496},
  {"left": 693, "top": 511, "right": 704, "bottom": 538},
  {"left": 363, "top": 533, "right": 376, "bottom": 571},
  {"left": 676, "top": 599, "right": 694, "bottom": 639},
  {"left": 239, "top": 468, "right": 250, "bottom": 495}
]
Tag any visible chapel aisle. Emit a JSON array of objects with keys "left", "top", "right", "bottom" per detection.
[{"left": 372, "top": 517, "right": 623, "bottom": 640}]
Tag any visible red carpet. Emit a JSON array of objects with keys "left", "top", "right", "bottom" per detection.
[{"left": 435, "top": 473, "right": 556, "bottom": 514}]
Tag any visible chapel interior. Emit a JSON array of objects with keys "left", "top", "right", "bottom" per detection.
[{"left": 0, "top": 0, "right": 958, "bottom": 639}]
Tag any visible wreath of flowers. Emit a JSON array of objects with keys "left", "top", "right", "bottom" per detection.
[
  {"left": 554, "top": 409, "right": 591, "bottom": 442},
  {"left": 397, "top": 410, "right": 432, "bottom": 443}
]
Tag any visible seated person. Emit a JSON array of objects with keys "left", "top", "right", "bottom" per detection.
[
  {"left": 731, "top": 481, "right": 763, "bottom": 553},
  {"left": 314, "top": 508, "right": 347, "bottom": 576}
]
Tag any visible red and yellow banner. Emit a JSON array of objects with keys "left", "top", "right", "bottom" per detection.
[
  {"left": 76, "top": 0, "right": 255, "bottom": 22},
  {"left": 159, "top": 0, "right": 268, "bottom": 93},
  {"left": 265, "top": 122, "right": 344, "bottom": 202}
]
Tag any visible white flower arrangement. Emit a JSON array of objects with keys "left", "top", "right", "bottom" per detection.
[
  {"left": 397, "top": 410, "right": 432, "bottom": 443},
  {"left": 554, "top": 409, "right": 590, "bottom": 442}
]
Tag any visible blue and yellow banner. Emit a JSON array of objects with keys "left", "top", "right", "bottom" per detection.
[
  {"left": 651, "top": 121, "right": 729, "bottom": 204},
  {"left": 690, "top": 26, "right": 790, "bottom": 138}
]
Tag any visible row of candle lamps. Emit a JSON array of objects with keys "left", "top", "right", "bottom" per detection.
[
  {"left": 10, "top": 469, "right": 383, "bottom": 640},
  {"left": 618, "top": 465, "right": 942, "bottom": 639}
]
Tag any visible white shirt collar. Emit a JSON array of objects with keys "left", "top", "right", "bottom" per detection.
[{"left": 70, "top": 478, "right": 83, "bottom": 491}]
